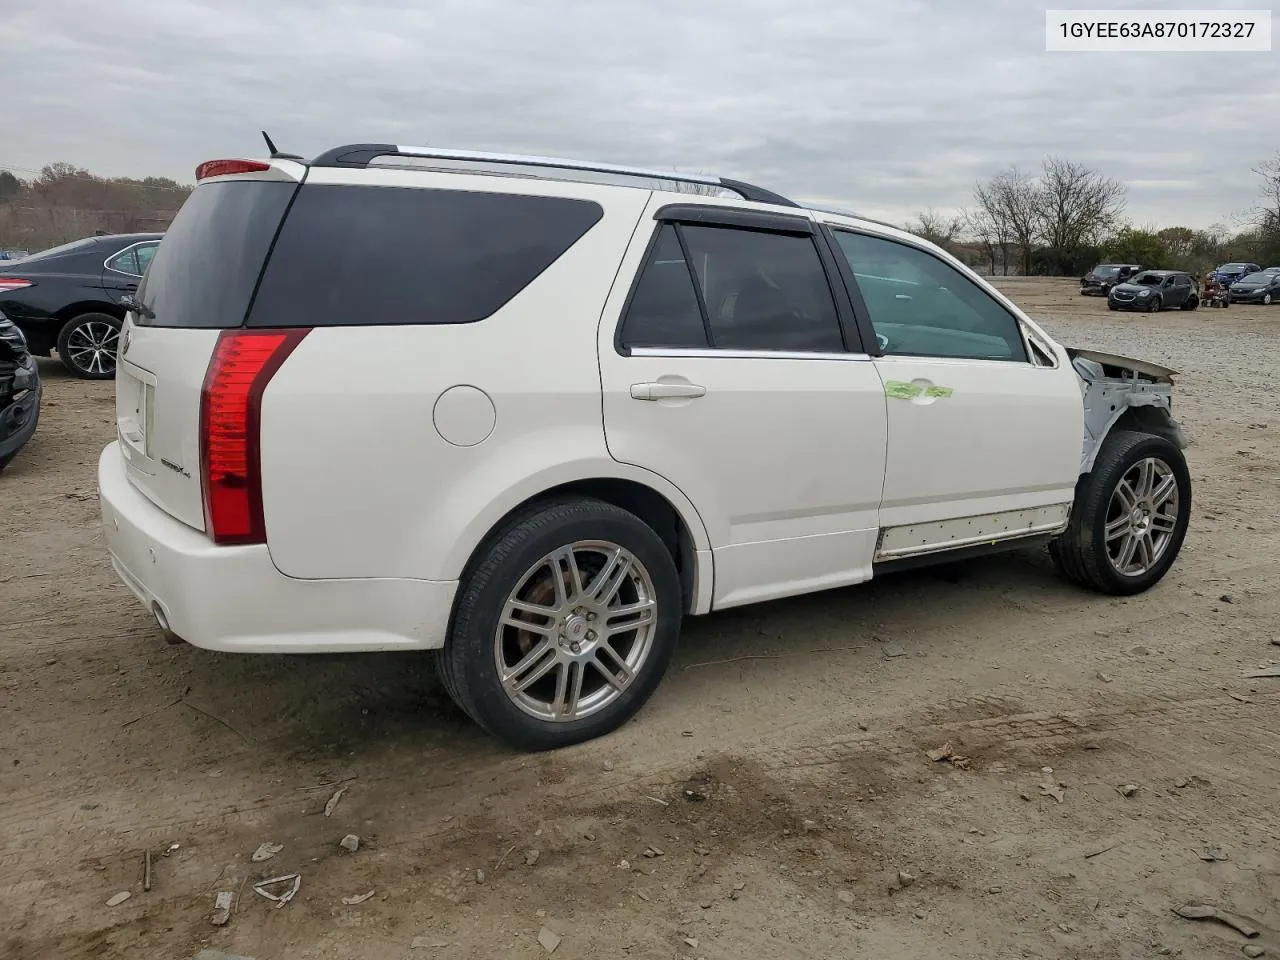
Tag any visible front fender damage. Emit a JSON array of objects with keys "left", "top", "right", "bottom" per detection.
[{"left": 1067, "top": 347, "right": 1188, "bottom": 474}]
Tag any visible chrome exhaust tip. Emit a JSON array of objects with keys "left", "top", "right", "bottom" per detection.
[{"left": 151, "top": 603, "right": 183, "bottom": 645}]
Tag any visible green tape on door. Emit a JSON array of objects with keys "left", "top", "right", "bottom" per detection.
[
  {"left": 925, "top": 385, "right": 953, "bottom": 398},
  {"left": 884, "top": 381, "right": 922, "bottom": 399}
]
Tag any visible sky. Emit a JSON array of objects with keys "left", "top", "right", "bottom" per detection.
[{"left": 7, "top": 0, "right": 1278, "bottom": 230}]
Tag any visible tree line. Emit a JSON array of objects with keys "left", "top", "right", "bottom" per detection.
[
  {"left": 4, "top": 153, "right": 1280, "bottom": 277},
  {"left": 0, "top": 163, "right": 192, "bottom": 253},
  {"left": 909, "top": 151, "right": 1280, "bottom": 277}
]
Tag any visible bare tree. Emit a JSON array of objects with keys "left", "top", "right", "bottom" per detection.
[
  {"left": 962, "top": 205, "right": 1013, "bottom": 275},
  {"left": 1246, "top": 152, "right": 1280, "bottom": 238},
  {"left": 1035, "top": 156, "right": 1126, "bottom": 251},
  {"left": 975, "top": 168, "right": 1038, "bottom": 275},
  {"left": 907, "top": 208, "right": 964, "bottom": 250}
]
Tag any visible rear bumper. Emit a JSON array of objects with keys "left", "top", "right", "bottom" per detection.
[{"left": 97, "top": 441, "right": 458, "bottom": 653}]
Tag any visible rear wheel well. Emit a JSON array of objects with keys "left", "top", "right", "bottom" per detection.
[
  {"left": 53, "top": 300, "right": 124, "bottom": 324},
  {"left": 470, "top": 479, "right": 699, "bottom": 614}
]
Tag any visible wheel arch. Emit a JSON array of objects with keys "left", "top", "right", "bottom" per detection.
[
  {"left": 1083, "top": 405, "right": 1186, "bottom": 474},
  {"left": 446, "top": 466, "right": 713, "bottom": 616},
  {"left": 53, "top": 300, "right": 125, "bottom": 324}
]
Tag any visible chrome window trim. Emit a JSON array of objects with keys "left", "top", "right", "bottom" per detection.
[{"left": 102, "top": 240, "right": 159, "bottom": 278}]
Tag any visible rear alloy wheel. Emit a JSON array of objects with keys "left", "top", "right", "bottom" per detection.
[
  {"left": 1049, "top": 430, "right": 1191, "bottom": 596},
  {"left": 437, "top": 497, "right": 681, "bottom": 750},
  {"left": 1182, "top": 294, "right": 1198, "bottom": 310},
  {"left": 57, "top": 312, "right": 121, "bottom": 379}
]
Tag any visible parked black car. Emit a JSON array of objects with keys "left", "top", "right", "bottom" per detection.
[
  {"left": 0, "top": 232, "right": 162, "bottom": 379},
  {"left": 0, "top": 310, "right": 40, "bottom": 472},
  {"left": 1208, "top": 261, "right": 1261, "bottom": 286},
  {"left": 1228, "top": 271, "right": 1280, "bottom": 305},
  {"left": 1081, "top": 263, "right": 1142, "bottom": 296},
  {"left": 1107, "top": 270, "right": 1199, "bottom": 312}
]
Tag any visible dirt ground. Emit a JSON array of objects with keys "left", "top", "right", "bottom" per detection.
[{"left": 2, "top": 278, "right": 1279, "bottom": 960}]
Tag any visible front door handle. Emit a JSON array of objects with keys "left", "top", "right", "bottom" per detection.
[{"left": 630, "top": 382, "right": 707, "bottom": 401}]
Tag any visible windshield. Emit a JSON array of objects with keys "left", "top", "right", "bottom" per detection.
[
  {"left": 1132, "top": 272, "right": 1163, "bottom": 286},
  {"left": 1240, "top": 272, "right": 1269, "bottom": 283},
  {"left": 17, "top": 237, "right": 99, "bottom": 263},
  {"left": 1091, "top": 265, "right": 1122, "bottom": 277}
]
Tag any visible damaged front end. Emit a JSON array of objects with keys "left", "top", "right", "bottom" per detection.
[
  {"left": 1068, "top": 346, "right": 1187, "bottom": 475},
  {"left": 0, "top": 310, "right": 41, "bottom": 470}
]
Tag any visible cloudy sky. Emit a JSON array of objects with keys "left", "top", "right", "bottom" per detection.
[{"left": 8, "top": 0, "right": 1277, "bottom": 229}]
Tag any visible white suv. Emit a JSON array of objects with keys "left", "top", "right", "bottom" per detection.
[{"left": 98, "top": 143, "right": 1192, "bottom": 750}]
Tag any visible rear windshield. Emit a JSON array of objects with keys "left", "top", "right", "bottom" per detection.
[
  {"left": 246, "top": 184, "right": 603, "bottom": 328},
  {"left": 20, "top": 237, "right": 99, "bottom": 263},
  {"left": 135, "top": 180, "right": 296, "bottom": 328}
]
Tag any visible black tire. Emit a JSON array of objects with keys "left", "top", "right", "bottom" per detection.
[
  {"left": 1181, "top": 294, "right": 1198, "bottom": 310},
  {"left": 1107, "top": 302, "right": 1118, "bottom": 311},
  {"left": 1147, "top": 296, "right": 1162, "bottom": 313},
  {"left": 1049, "top": 430, "right": 1191, "bottom": 596},
  {"left": 0, "top": 452, "right": 13, "bottom": 473},
  {"left": 436, "top": 496, "right": 682, "bottom": 751},
  {"left": 56, "top": 312, "right": 121, "bottom": 379}
]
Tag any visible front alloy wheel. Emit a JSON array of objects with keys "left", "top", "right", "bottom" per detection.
[
  {"left": 437, "top": 497, "right": 682, "bottom": 750},
  {"left": 1049, "top": 430, "right": 1191, "bottom": 595},
  {"left": 1103, "top": 457, "right": 1180, "bottom": 578}
]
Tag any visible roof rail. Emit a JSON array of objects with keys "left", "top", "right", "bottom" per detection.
[
  {"left": 808, "top": 205, "right": 901, "bottom": 231},
  {"left": 308, "top": 143, "right": 800, "bottom": 208}
]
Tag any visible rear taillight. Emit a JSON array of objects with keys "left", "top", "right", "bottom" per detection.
[
  {"left": 0, "top": 278, "right": 33, "bottom": 292},
  {"left": 195, "top": 159, "right": 272, "bottom": 181},
  {"left": 199, "top": 328, "right": 309, "bottom": 545}
]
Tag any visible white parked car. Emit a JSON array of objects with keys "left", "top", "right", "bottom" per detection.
[{"left": 98, "top": 145, "right": 1192, "bottom": 750}]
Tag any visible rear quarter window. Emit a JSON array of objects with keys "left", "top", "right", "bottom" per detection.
[{"left": 247, "top": 185, "right": 604, "bottom": 328}]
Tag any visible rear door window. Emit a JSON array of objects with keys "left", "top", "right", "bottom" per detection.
[
  {"left": 134, "top": 242, "right": 158, "bottom": 275},
  {"left": 247, "top": 185, "right": 604, "bottom": 328},
  {"left": 106, "top": 247, "right": 140, "bottom": 276},
  {"left": 681, "top": 225, "right": 845, "bottom": 353},
  {"left": 619, "top": 221, "right": 845, "bottom": 353},
  {"left": 619, "top": 225, "right": 709, "bottom": 348}
]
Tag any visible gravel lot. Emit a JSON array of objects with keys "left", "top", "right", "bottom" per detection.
[{"left": 2, "top": 277, "right": 1278, "bottom": 960}]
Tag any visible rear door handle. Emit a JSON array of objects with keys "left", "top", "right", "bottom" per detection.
[{"left": 630, "top": 382, "right": 707, "bottom": 401}]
